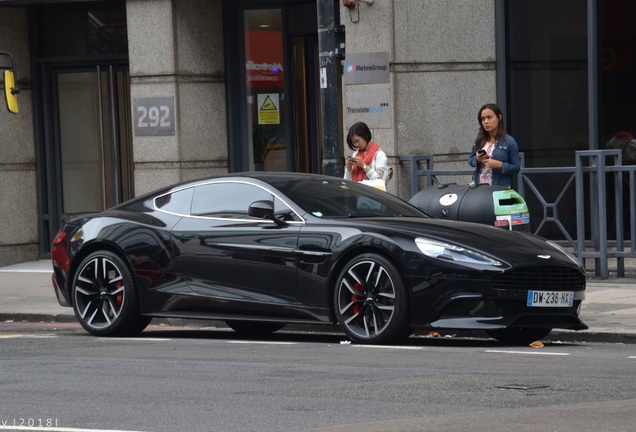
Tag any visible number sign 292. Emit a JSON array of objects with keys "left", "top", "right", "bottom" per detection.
[{"left": 133, "top": 97, "right": 175, "bottom": 136}]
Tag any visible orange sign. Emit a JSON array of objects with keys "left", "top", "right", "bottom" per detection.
[{"left": 245, "top": 30, "right": 284, "bottom": 89}]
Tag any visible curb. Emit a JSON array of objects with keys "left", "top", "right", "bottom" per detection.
[
  {"left": 548, "top": 329, "right": 636, "bottom": 345},
  {"left": 2, "top": 313, "right": 635, "bottom": 344}
]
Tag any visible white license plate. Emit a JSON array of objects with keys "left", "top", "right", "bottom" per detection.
[{"left": 527, "top": 291, "right": 574, "bottom": 307}]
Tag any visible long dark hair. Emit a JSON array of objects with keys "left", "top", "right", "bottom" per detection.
[
  {"left": 346, "top": 122, "right": 372, "bottom": 151},
  {"left": 475, "top": 103, "right": 506, "bottom": 149}
]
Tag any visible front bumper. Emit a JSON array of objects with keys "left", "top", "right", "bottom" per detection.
[{"left": 415, "top": 289, "right": 587, "bottom": 331}]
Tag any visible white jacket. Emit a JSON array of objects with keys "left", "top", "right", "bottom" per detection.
[{"left": 344, "top": 149, "right": 389, "bottom": 181}]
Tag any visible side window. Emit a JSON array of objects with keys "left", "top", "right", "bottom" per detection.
[
  {"left": 190, "top": 182, "right": 297, "bottom": 221},
  {"left": 154, "top": 187, "right": 194, "bottom": 215}
]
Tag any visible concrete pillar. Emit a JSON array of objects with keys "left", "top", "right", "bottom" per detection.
[
  {"left": 0, "top": 7, "right": 38, "bottom": 266},
  {"left": 126, "top": 0, "right": 227, "bottom": 196}
]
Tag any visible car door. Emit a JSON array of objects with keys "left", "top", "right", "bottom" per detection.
[{"left": 170, "top": 180, "right": 303, "bottom": 317}]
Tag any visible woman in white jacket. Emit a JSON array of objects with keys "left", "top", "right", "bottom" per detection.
[{"left": 343, "top": 122, "right": 388, "bottom": 183}]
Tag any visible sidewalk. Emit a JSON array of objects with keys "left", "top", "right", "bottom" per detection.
[{"left": 1, "top": 260, "right": 636, "bottom": 343}]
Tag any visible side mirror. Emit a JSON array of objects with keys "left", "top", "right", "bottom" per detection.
[
  {"left": 1, "top": 52, "right": 19, "bottom": 114},
  {"left": 248, "top": 200, "right": 275, "bottom": 219},
  {"left": 248, "top": 200, "right": 285, "bottom": 226},
  {"left": 4, "top": 70, "right": 19, "bottom": 114}
]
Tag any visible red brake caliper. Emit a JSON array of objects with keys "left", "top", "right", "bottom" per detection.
[
  {"left": 351, "top": 282, "right": 362, "bottom": 315},
  {"left": 115, "top": 281, "right": 123, "bottom": 307}
]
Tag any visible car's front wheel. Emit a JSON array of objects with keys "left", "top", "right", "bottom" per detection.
[
  {"left": 72, "top": 251, "right": 151, "bottom": 336},
  {"left": 486, "top": 327, "right": 552, "bottom": 345},
  {"left": 334, "top": 253, "right": 410, "bottom": 344}
]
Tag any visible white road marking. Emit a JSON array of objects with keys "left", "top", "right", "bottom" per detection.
[
  {"left": 0, "top": 427, "right": 146, "bottom": 432},
  {"left": 0, "top": 269, "right": 52, "bottom": 273},
  {"left": 97, "top": 338, "right": 170, "bottom": 342},
  {"left": 486, "top": 349, "right": 570, "bottom": 356},
  {"left": 354, "top": 345, "right": 423, "bottom": 350},
  {"left": 225, "top": 340, "right": 297, "bottom": 345},
  {"left": 0, "top": 334, "right": 57, "bottom": 339}
]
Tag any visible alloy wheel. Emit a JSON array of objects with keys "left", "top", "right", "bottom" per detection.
[
  {"left": 72, "top": 251, "right": 150, "bottom": 336},
  {"left": 335, "top": 254, "right": 409, "bottom": 344},
  {"left": 74, "top": 256, "right": 126, "bottom": 330}
]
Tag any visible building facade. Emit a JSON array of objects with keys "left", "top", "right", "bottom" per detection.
[{"left": 0, "top": 0, "right": 633, "bottom": 266}]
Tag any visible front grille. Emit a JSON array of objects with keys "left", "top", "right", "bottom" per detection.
[{"left": 491, "top": 266, "right": 585, "bottom": 291}]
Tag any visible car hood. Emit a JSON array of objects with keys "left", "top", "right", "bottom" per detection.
[{"left": 353, "top": 217, "right": 581, "bottom": 269}]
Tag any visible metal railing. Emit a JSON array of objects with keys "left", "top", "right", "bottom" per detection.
[{"left": 400, "top": 150, "right": 636, "bottom": 279}]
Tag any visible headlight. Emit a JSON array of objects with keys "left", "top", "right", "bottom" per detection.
[{"left": 415, "top": 238, "right": 503, "bottom": 267}]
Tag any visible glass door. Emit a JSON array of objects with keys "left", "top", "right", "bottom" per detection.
[
  {"left": 226, "top": 1, "right": 319, "bottom": 173},
  {"left": 244, "top": 8, "right": 288, "bottom": 171},
  {"left": 53, "top": 65, "right": 132, "bottom": 214}
]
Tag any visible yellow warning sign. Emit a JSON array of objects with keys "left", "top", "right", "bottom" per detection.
[
  {"left": 260, "top": 95, "right": 276, "bottom": 110},
  {"left": 258, "top": 93, "right": 280, "bottom": 124}
]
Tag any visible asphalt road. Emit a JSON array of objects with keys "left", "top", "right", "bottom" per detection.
[{"left": 1, "top": 322, "right": 635, "bottom": 432}]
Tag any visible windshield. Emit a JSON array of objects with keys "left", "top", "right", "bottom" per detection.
[{"left": 269, "top": 177, "right": 429, "bottom": 219}]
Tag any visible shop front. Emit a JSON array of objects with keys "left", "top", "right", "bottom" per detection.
[{"left": 1, "top": 0, "right": 634, "bottom": 266}]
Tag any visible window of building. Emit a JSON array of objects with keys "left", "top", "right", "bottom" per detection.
[
  {"left": 38, "top": 2, "right": 128, "bottom": 57},
  {"left": 601, "top": 1, "right": 636, "bottom": 153},
  {"left": 507, "top": 0, "right": 588, "bottom": 168},
  {"left": 505, "top": 1, "right": 588, "bottom": 240}
]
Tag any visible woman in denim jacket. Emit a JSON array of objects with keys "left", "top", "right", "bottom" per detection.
[{"left": 468, "top": 103, "right": 520, "bottom": 188}]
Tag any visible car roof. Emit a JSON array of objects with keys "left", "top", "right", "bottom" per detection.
[
  {"left": 173, "top": 172, "right": 344, "bottom": 191},
  {"left": 115, "top": 172, "right": 344, "bottom": 207}
]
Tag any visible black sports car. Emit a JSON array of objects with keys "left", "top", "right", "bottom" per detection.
[{"left": 51, "top": 172, "right": 587, "bottom": 345}]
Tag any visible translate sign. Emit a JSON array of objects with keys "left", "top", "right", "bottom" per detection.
[
  {"left": 133, "top": 97, "right": 175, "bottom": 136},
  {"left": 345, "top": 84, "right": 391, "bottom": 129},
  {"left": 344, "top": 52, "right": 390, "bottom": 85}
]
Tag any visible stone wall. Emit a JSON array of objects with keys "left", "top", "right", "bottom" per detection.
[
  {"left": 127, "top": 0, "right": 228, "bottom": 196},
  {"left": 0, "top": 7, "right": 38, "bottom": 266},
  {"left": 341, "top": 0, "right": 497, "bottom": 197}
]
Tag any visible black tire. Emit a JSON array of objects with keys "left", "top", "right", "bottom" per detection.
[
  {"left": 334, "top": 253, "right": 410, "bottom": 344},
  {"left": 225, "top": 321, "right": 286, "bottom": 335},
  {"left": 486, "top": 327, "right": 552, "bottom": 345},
  {"left": 72, "top": 251, "right": 151, "bottom": 336}
]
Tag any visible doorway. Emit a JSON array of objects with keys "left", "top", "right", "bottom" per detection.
[
  {"left": 40, "top": 64, "right": 132, "bottom": 251},
  {"left": 53, "top": 66, "right": 132, "bottom": 213},
  {"left": 31, "top": 1, "right": 131, "bottom": 257},
  {"left": 225, "top": 1, "right": 321, "bottom": 173}
]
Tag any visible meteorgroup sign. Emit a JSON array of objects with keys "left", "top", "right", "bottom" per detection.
[
  {"left": 346, "top": 64, "right": 388, "bottom": 73},
  {"left": 344, "top": 52, "right": 390, "bottom": 85}
]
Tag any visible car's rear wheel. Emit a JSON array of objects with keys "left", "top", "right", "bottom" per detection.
[
  {"left": 72, "top": 251, "right": 151, "bottom": 336},
  {"left": 334, "top": 253, "right": 410, "bottom": 344},
  {"left": 486, "top": 327, "right": 552, "bottom": 345},
  {"left": 225, "top": 321, "right": 286, "bottom": 335}
]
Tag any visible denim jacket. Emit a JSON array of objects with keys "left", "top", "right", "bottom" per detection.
[{"left": 468, "top": 134, "right": 520, "bottom": 187}]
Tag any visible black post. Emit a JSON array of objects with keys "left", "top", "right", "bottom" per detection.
[{"left": 317, "top": 0, "right": 342, "bottom": 177}]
